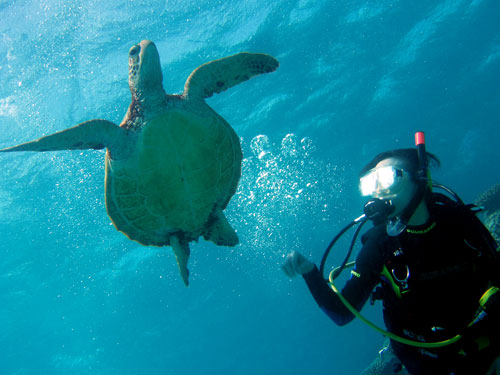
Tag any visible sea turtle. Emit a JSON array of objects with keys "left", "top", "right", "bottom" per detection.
[{"left": 0, "top": 40, "right": 279, "bottom": 286}]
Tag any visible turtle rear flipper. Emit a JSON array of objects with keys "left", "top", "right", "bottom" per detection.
[
  {"left": 204, "top": 208, "right": 239, "bottom": 247},
  {"left": 0, "top": 119, "right": 130, "bottom": 158},
  {"left": 170, "top": 235, "right": 190, "bottom": 287},
  {"left": 184, "top": 52, "right": 279, "bottom": 99}
]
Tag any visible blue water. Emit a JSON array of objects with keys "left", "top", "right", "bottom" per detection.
[{"left": 0, "top": 1, "right": 499, "bottom": 374}]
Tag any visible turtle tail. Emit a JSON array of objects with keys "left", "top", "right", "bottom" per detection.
[{"left": 170, "top": 235, "right": 190, "bottom": 286}]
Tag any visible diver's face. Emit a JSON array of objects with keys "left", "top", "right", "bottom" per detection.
[{"left": 365, "top": 157, "right": 417, "bottom": 218}]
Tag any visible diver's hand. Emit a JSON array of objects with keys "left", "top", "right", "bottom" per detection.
[{"left": 282, "top": 251, "right": 315, "bottom": 278}]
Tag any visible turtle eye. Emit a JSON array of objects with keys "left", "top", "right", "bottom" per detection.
[{"left": 129, "top": 45, "right": 141, "bottom": 57}]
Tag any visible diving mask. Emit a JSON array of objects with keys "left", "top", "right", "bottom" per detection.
[{"left": 360, "top": 165, "right": 405, "bottom": 197}]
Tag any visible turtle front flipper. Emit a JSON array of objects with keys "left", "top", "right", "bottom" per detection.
[
  {"left": 184, "top": 52, "right": 279, "bottom": 99},
  {"left": 170, "top": 235, "right": 191, "bottom": 287},
  {"left": 0, "top": 119, "right": 130, "bottom": 158},
  {"left": 203, "top": 208, "right": 239, "bottom": 247}
]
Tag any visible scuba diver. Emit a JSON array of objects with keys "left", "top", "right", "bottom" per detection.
[{"left": 282, "top": 133, "right": 500, "bottom": 374}]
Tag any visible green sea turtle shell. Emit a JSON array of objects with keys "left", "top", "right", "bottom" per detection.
[{"left": 104, "top": 106, "right": 242, "bottom": 247}]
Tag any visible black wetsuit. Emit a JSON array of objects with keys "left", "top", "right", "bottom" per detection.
[{"left": 303, "top": 197, "right": 500, "bottom": 375}]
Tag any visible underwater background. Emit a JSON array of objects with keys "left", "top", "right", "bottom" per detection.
[{"left": 0, "top": 0, "right": 499, "bottom": 374}]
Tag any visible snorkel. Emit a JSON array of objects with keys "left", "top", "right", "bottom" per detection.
[{"left": 384, "top": 131, "right": 430, "bottom": 236}]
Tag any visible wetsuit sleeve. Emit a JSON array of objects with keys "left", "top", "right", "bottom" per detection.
[{"left": 302, "top": 236, "right": 383, "bottom": 326}]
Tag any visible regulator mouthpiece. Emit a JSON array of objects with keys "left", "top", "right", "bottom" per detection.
[{"left": 364, "top": 198, "right": 395, "bottom": 224}]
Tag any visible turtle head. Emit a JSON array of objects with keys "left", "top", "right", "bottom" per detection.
[{"left": 128, "top": 40, "right": 164, "bottom": 99}]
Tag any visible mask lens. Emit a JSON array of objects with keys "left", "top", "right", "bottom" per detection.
[
  {"left": 377, "top": 166, "right": 396, "bottom": 189},
  {"left": 360, "top": 166, "right": 400, "bottom": 196},
  {"left": 360, "top": 171, "right": 377, "bottom": 196}
]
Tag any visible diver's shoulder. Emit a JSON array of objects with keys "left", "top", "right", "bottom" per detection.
[
  {"left": 430, "top": 192, "right": 476, "bottom": 219},
  {"left": 430, "top": 193, "right": 484, "bottom": 235}
]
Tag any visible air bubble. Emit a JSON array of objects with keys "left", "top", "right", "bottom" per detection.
[{"left": 232, "top": 134, "right": 347, "bottom": 260}]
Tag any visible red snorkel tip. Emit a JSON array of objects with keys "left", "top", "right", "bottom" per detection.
[
  {"left": 415, "top": 131, "right": 425, "bottom": 146},
  {"left": 414, "top": 131, "right": 428, "bottom": 177}
]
